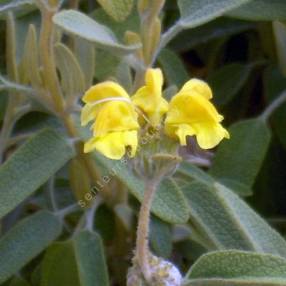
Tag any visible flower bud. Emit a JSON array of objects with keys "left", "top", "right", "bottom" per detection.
[{"left": 127, "top": 254, "right": 182, "bottom": 286}]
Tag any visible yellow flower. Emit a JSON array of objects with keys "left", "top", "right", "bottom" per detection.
[
  {"left": 81, "top": 81, "right": 130, "bottom": 126},
  {"left": 81, "top": 82, "right": 139, "bottom": 160},
  {"left": 81, "top": 70, "right": 229, "bottom": 159},
  {"left": 132, "top": 68, "right": 168, "bottom": 126},
  {"left": 165, "top": 79, "right": 229, "bottom": 149}
]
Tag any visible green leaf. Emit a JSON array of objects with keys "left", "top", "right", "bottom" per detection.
[
  {"left": 94, "top": 153, "right": 189, "bottom": 224},
  {"left": 158, "top": 48, "right": 189, "bottom": 87},
  {"left": 19, "top": 24, "right": 42, "bottom": 88},
  {"left": 182, "top": 182, "right": 286, "bottom": 256},
  {"left": 263, "top": 66, "right": 286, "bottom": 150},
  {"left": 208, "top": 63, "right": 252, "bottom": 107},
  {"left": 186, "top": 250, "right": 286, "bottom": 285},
  {"left": 41, "top": 231, "right": 109, "bottom": 286},
  {"left": 227, "top": 0, "right": 286, "bottom": 21},
  {"left": 92, "top": 7, "right": 139, "bottom": 40},
  {"left": 9, "top": 277, "right": 31, "bottom": 286},
  {"left": 0, "top": 211, "right": 62, "bottom": 284},
  {"left": 69, "top": 158, "right": 93, "bottom": 207},
  {"left": 53, "top": 10, "right": 140, "bottom": 54},
  {"left": 15, "top": 9, "right": 41, "bottom": 62},
  {"left": 55, "top": 43, "right": 86, "bottom": 97},
  {"left": 93, "top": 50, "right": 120, "bottom": 81},
  {"left": 0, "top": 0, "right": 34, "bottom": 15},
  {"left": 177, "top": 161, "right": 252, "bottom": 197},
  {"left": 264, "top": 66, "right": 286, "bottom": 103},
  {"left": 94, "top": 49, "right": 120, "bottom": 81},
  {"left": 216, "top": 178, "right": 253, "bottom": 197},
  {"left": 186, "top": 276, "right": 286, "bottom": 285},
  {"left": 97, "top": 0, "right": 134, "bottom": 22},
  {"left": 14, "top": 112, "right": 62, "bottom": 135},
  {"left": 116, "top": 60, "right": 133, "bottom": 93},
  {"left": 74, "top": 38, "right": 95, "bottom": 88},
  {"left": 178, "top": 162, "right": 216, "bottom": 187},
  {"left": 73, "top": 231, "right": 109, "bottom": 286},
  {"left": 176, "top": 239, "right": 206, "bottom": 262},
  {"left": 210, "top": 119, "right": 271, "bottom": 187},
  {"left": 0, "top": 128, "right": 75, "bottom": 219},
  {"left": 94, "top": 205, "right": 116, "bottom": 242},
  {"left": 273, "top": 21, "right": 286, "bottom": 77},
  {"left": 150, "top": 216, "right": 172, "bottom": 258},
  {"left": 177, "top": 0, "right": 252, "bottom": 28},
  {"left": 170, "top": 18, "right": 253, "bottom": 52},
  {"left": 41, "top": 241, "right": 80, "bottom": 286}
]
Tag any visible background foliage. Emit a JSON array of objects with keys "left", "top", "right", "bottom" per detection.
[{"left": 0, "top": 0, "right": 286, "bottom": 285}]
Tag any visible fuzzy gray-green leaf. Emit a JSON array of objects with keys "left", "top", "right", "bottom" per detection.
[
  {"left": 227, "top": 0, "right": 286, "bottom": 21},
  {"left": 182, "top": 182, "right": 286, "bottom": 257},
  {"left": 0, "top": 0, "right": 34, "bottom": 15},
  {"left": 53, "top": 10, "right": 140, "bottom": 54},
  {"left": 210, "top": 119, "right": 271, "bottom": 187},
  {"left": 178, "top": 0, "right": 252, "bottom": 28},
  {"left": 186, "top": 250, "right": 286, "bottom": 285},
  {"left": 0, "top": 211, "right": 62, "bottom": 283},
  {"left": 177, "top": 162, "right": 252, "bottom": 197},
  {"left": 97, "top": 0, "right": 134, "bottom": 22},
  {"left": 208, "top": 63, "right": 253, "bottom": 107},
  {"left": 150, "top": 216, "right": 172, "bottom": 258},
  {"left": 74, "top": 231, "right": 109, "bottom": 286},
  {"left": 41, "top": 241, "right": 80, "bottom": 286},
  {"left": 0, "top": 128, "right": 75, "bottom": 219},
  {"left": 41, "top": 231, "right": 109, "bottom": 286},
  {"left": 55, "top": 43, "right": 86, "bottom": 97},
  {"left": 158, "top": 48, "right": 189, "bottom": 87}
]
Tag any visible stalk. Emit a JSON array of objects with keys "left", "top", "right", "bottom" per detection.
[
  {"left": 36, "top": 0, "right": 110, "bottom": 200},
  {"left": 134, "top": 155, "right": 181, "bottom": 283},
  {"left": 135, "top": 180, "right": 158, "bottom": 281}
]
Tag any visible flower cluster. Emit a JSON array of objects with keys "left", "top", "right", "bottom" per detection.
[{"left": 81, "top": 68, "right": 229, "bottom": 160}]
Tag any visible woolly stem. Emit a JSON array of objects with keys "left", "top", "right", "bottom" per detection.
[{"left": 135, "top": 179, "right": 158, "bottom": 282}]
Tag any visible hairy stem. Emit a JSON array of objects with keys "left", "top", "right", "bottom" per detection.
[
  {"left": 135, "top": 180, "right": 158, "bottom": 282},
  {"left": 134, "top": 155, "right": 181, "bottom": 281}
]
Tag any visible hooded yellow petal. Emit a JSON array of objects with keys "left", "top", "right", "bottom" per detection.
[
  {"left": 84, "top": 130, "right": 138, "bottom": 160},
  {"left": 166, "top": 92, "right": 222, "bottom": 125},
  {"left": 82, "top": 81, "right": 129, "bottom": 103},
  {"left": 81, "top": 81, "right": 140, "bottom": 160},
  {"left": 165, "top": 78, "right": 229, "bottom": 149},
  {"left": 132, "top": 68, "right": 168, "bottom": 126},
  {"left": 92, "top": 101, "right": 139, "bottom": 136},
  {"left": 81, "top": 103, "right": 101, "bottom": 126},
  {"left": 180, "top": 78, "right": 213, "bottom": 99}
]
